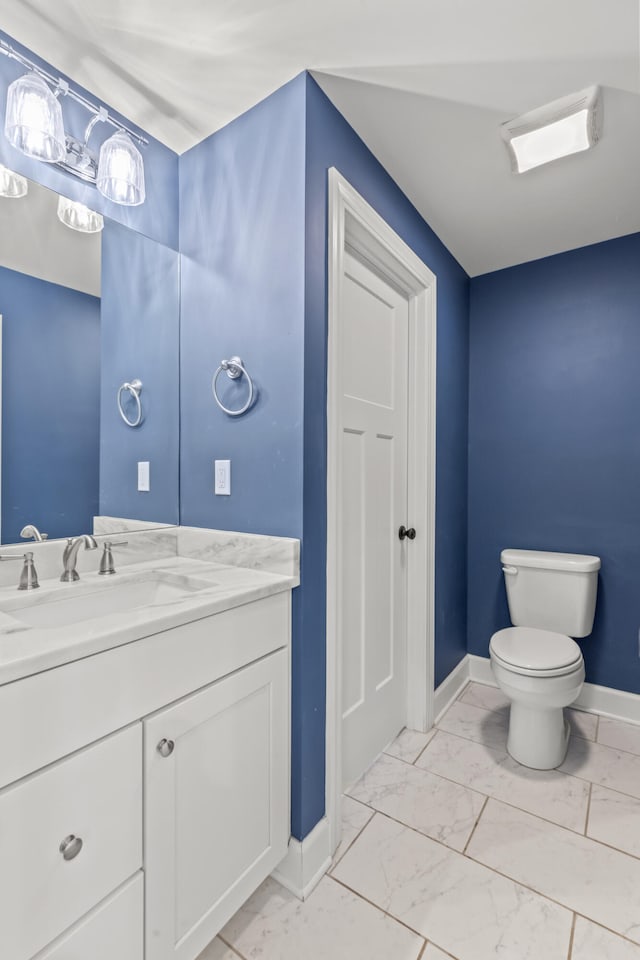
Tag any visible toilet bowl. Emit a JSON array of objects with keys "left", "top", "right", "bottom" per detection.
[
  {"left": 490, "top": 549, "right": 600, "bottom": 770},
  {"left": 490, "top": 627, "right": 585, "bottom": 768}
]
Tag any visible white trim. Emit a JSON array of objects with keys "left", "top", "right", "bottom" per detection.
[
  {"left": 326, "top": 168, "right": 437, "bottom": 860},
  {"left": 271, "top": 818, "right": 332, "bottom": 900},
  {"left": 434, "top": 655, "right": 471, "bottom": 722},
  {"left": 467, "top": 653, "right": 640, "bottom": 725},
  {"left": 468, "top": 653, "right": 495, "bottom": 686}
]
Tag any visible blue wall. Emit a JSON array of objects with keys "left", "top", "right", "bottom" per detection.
[
  {"left": 1, "top": 265, "right": 100, "bottom": 542},
  {"left": 179, "top": 73, "right": 470, "bottom": 840},
  {"left": 100, "top": 221, "right": 180, "bottom": 524},
  {"left": 468, "top": 233, "right": 640, "bottom": 695},
  {"left": 179, "top": 75, "right": 306, "bottom": 536},
  {"left": 0, "top": 30, "right": 179, "bottom": 250}
]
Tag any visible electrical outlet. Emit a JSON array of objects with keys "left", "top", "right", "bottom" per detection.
[{"left": 215, "top": 459, "right": 231, "bottom": 495}]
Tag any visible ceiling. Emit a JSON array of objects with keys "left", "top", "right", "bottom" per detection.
[{"left": 1, "top": 0, "right": 638, "bottom": 274}]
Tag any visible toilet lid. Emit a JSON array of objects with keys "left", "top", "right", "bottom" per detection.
[{"left": 490, "top": 627, "right": 582, "bottom": 672}]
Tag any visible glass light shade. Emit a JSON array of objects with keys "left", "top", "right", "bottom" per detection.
[
  {"left": 97, "top": 130, "right": 145, "bottom": 206},
  {"left": 4, "top": 73, "right": 66, "bottom": 163},
  {"left": 57, "top": 195, "right": 104, "bottom": 233},
  {"left": 0, "top": 164, "right": 28, "bottom": 198}
]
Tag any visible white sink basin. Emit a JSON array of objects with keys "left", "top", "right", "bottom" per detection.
[{"left": 1, "top": 571, "right": 216, "bottom": 629}]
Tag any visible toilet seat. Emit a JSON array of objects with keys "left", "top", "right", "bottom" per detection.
[{"left": 490, "top": 627, "right": 582, "bottom": 678}]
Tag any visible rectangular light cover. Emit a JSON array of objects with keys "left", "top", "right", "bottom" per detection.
[{"left": 501, "top": 86, "right": 601, "bottom": 174}]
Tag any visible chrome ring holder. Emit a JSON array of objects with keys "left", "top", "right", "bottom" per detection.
[
  {"left": 212, "top": 357, "right": 254, "bottom": 417},
  {"left": 117, "top": 379, "right": 144, "bottom": 427}
]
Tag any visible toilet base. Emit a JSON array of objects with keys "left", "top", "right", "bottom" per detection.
[{"left": 507, "top": 703, "right": 570, "bottom": 769}]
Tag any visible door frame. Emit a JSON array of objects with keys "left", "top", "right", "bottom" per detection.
[{"left": 326, "top": 168, "right": 437, "bottom": 855}]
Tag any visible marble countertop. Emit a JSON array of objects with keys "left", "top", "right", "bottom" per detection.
[{"left": 0, "top": 556, "right": 298, "bottom": 686}]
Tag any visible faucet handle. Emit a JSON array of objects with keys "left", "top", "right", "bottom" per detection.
[
  {"left": 99, "top": 540, "right": 129, "bottom": 576},
  {"left": 18, "top": 552, "right": 39, "bottom": 591},
  {"left": 0, "top": 552, "right": 39, "bottom": 590}
]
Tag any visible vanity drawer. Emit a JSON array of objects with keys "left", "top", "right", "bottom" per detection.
[
  {"left": 34, "top": 873, "right": 143, "bottom": 960},
  {"left": 0, "top": 723, "right": 142, "bottom": 960}
]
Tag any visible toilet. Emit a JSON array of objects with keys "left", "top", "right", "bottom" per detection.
[{"left": 490, "top": 548, "right": 600, "bottom": 770}]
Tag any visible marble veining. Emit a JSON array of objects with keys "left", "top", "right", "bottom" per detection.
[
  {"left": 468, "top": 798, "right": 640, "bottom": 943},
  {"left": 597, "top": 716, "right": 640, "bottom": 756},
  {"left": 587, "top": 784, "right": 640, "bottom": 858},
  {"left": 331, "top": 795, "right": 374, "bottom": 867},
  {"left": 417, "top": 729, "right": 590, "bottom": 832},
  {"left": 384, "top": 726, "right": 436, "bottom": 763},
  {"left": 348, "top": 752, "right": 485, "bottom": 851},
  {"left": 178, "top": 527, "right": 299, "bottom": 577},
  {"left": 560, "top": 734, "right": 640, "bottom": 799},
  {"left": 212, "top": 683, "right": 640, "bottom": 960},
  {"left": 197, "top": 939, "right": 243, "bottom": 960},
  {"left": 0, "top": 555, "right": 297, "bottom": 685},
  {"left": 572, "top": 917, "right": 640, "bottom": 959},
  {"left": 332, "top": 812, "right": 572, "bottom": 960},
  {"left": 221, "top": 876, "right": 424, "bottom": 960},
  {"left": 92, "top": 516, "right": 176, "bottom": 535}
]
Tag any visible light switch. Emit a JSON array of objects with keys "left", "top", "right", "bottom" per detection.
[
  {"left": 138, "top": 461, "right": 150, "bottom": 492},
  {"left": 215, "top": 459, "right": 231, "bottom": 496}
]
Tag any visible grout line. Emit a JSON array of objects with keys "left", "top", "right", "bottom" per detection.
[
  {"left": 334, "top": 810, "right": 578, "bottom": 950},
  {"left": 412, "top": 729, "right": 439, "bottom": 766},
  {"left": 463, "top": 795, "right": 488, "bottom": 855},
  {"left": 583, "top": 782, "right": 593, "bottom": 837},
  {"left": 571, "top": 912, "right": 640, "bottom": 950},
  {"left": 595, "top": 713, "right": 600, "bottom": 742},
  {"left": 328, "top": 803, "right": 375, "bottom": 871},
  {"left": 415, "top": 939, "right": 428, "bottom": 959},
  {"left": 329, "top": 870, "right": 428, "bottom": 942},
  {"left": 217, "top": 933, "right": 248, "bottom": 959},
  {"left": 567, "top": 913, "right": 577, "bottom": 959}
]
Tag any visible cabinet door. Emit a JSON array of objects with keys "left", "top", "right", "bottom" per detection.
[
  {"left": 33, "top": 873, "right": 143, "bottom": 960},
  {"left": 144, "top": 648, "right": 290, "bottom": 960}
]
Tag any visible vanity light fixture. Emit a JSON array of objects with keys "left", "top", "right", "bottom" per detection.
[
  {"left": 0, "top": 40, "right": 147, "bottom": 206},
  {"left": 0, "top": 163, "right": 27, "bottom": 198},
  {"left": 57, "top": 195, "right": 104, "bottom": 234},
  {"left": 501, "top": 86, "right": 602, "bottom": 174}
]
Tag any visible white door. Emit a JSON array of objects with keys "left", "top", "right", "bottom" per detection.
[{"left": 339, "top": 251, "right": 409, "bottom": 788}]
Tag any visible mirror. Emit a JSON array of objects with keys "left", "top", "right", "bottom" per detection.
[{"left": 0, "top": 175, "right": 180, "bottom": 545}]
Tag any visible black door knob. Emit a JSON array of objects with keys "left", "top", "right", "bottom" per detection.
[{"left": 398, "top": 526, "right": 416, "bottom": 541}]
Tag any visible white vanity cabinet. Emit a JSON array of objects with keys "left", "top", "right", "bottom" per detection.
[
  {"left": 144, "top": 648, "right": 289, "bottom": 960},
  {"left": 0, "top": 590, "right": 292, "bottom": 960}
]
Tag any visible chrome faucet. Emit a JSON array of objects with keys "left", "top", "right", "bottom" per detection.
[
  {"left": 20, "top": 524, "right": 48, "bottom": 542},
  {"left": 61, "top": 535, "right": 98, "bottom": 582},
  {"left": 0, "top": 551, "right": 39, "bottom": 590}
]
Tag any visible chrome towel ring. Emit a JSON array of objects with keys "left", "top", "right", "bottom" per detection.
[
  {"left": 117, "top": 379, "right": 144, "bottom": 427},
  {"left": 212, "top": 357, "right": 254, "bottom": 417}
]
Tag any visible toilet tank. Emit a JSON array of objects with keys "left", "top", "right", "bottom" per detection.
[{"left": 501, "top": 549, "right": 600, "bottom": 637}]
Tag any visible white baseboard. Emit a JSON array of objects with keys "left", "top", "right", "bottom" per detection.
[
  {"left": 271, "top": 817, "right": 332, "bottom": 901},
  {"left": 466, "top": 653, "right": 640, "bottom": 726},
  {"left": 434, "top": 655, "right": 471, "bottom": 721}
]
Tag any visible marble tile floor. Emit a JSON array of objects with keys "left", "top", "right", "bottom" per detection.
[{"left": 200, "top": 681, "right": 640, "bottom": 960}]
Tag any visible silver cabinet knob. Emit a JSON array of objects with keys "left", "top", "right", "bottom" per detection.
[
  {"left": 157, "top": 738, "right": 175, "bottom": 758},
  {"left": 59, "top": 835, "right": 83, "bottom": 861}
]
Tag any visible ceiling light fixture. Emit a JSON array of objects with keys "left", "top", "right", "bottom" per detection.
[
  {"left": 501, "top": 86, "right": 602, "bottom": 174},
  {"left": 0, "top": 163, "right": 28, "bottom": 198},
  {"left": 0, "top": 40, "right": 147, "bottom": 205},
  {"left": 57, "top": 195, "right": 104, "bottom": 233}
]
